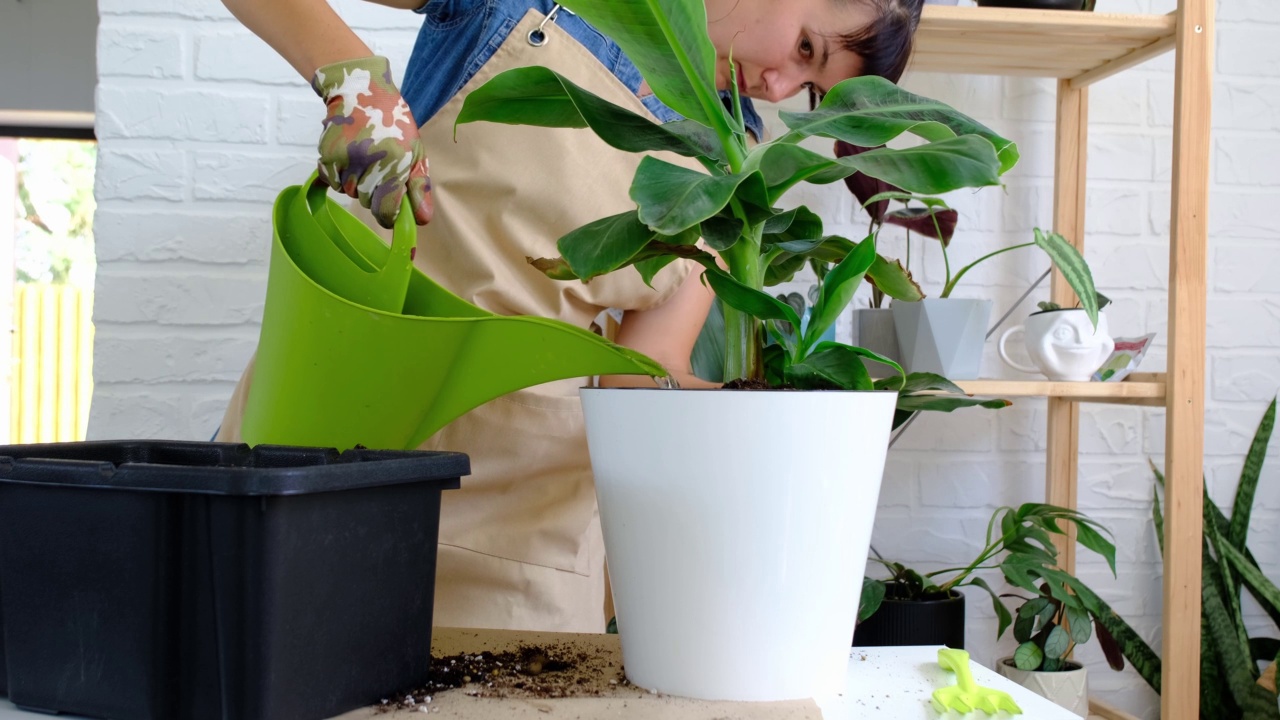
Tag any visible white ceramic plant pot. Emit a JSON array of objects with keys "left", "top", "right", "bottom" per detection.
[
  {"left": 999, "top": 309, "right": 1114, "bottom": 381},
  {"left": 580, "top": 388, "right": 897, "bottom": 701},
  {"left": 997, "top": 657, "right": 1090, "bottom": 718},
  {"left": 891, "top": 298, "right": 992, "bottom": 380}
]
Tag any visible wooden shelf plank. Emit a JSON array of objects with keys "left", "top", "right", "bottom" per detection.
[
  {"left": 950, "top": 375, "right": 1166, "bottom": 404},
  {"left": 911, "top": 6, "right": 1177, "bottom": 80},
  {"left": 1089, "top": 696, "right": 1141, "bottom": 720}
]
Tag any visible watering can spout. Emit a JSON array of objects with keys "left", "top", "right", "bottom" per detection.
[
  {"left": 412, "top": 317, "right": 668, "bottom": 445},
  {"left": 242, "top": 179, "right": 670, "bottom": 452}
]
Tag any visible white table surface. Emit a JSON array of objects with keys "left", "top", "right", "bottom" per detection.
[
  {"left": 822, "top": 645, "right": 1078, "bottom": 719},
  {"left": 0, "top": 646, "right": 1078, "bottom": 719}
]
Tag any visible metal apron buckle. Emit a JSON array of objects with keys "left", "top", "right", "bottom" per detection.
[{"left": 527, "top": 3, "right": 574, "bottom": 47}]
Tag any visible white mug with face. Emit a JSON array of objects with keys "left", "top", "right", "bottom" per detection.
[{"left": 998, "top": 310, "right": 1114, "bottom": 382}]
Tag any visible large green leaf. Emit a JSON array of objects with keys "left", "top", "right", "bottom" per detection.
[
  {"left": 859, "top": 577, "right": 887, "bottom": 623},
  {"left": 748, "top": 136, "right": 1003, "bottom": 203},
  {"left": 762, "top": 206, "right": 824, "bottom": 247},
  {"left": 1217, "top": 535, "right": 1280, "bottom": 626},
  {"left": 1201, "top": 612, "right": 1235, "bottom": 720},
  {"left": 779, "top": 75, "right": 1019, "bottom": 174},
  {"left": 867, "top": 255, "right": 923, "bottom": 302},
  {"left": 633, "top": 255, "right": 677, "bottom": 288},
  {"left": 877, "top": 372, "right": 966, "bottom": 396},
  {"left": 804, "top": 234, "right": 875, "bottom": 351},
  {"left": 1073, "top": 583, "right": 1162, "bottom": 694},
  {"left": 1013, "top": 642, "right": 1044, "bottom": 671},
  {"left": 811, "top": 341, "right": 905, "bottom": 381},
  {"left": 558, "top": 0, "right": 731, "bottom": 141},
  {"left": 1152, "top": 483, "right": 1165, "bottom": 559},
  {"left": 764, "top": 253, "right": 808, "bottom": 286},
  {"left": 1014, "top": 609, "right": 1036, "bottom": 643},
  {"left": 894, "top": 395, "right": 1010, "bottom": 413},
  {"left": 1229, "top": 397, "right": 1275, "bottom": 551},
  {"left": 1044, "top": 624, "right": 1071, "bottom": 659},
  {"left": 700, "top": 215, "right": 744, "bottom": 252},
  {"left": 1074, "top": 519, "right": 1117, "bottom": 574},
  {"left": 1206, "top": 514, "right": 1253, "bottom": 678},
  {"left": 699, "top": 264, "right": 801, "bottom": 330},
  {"left": 1203, "top": 552, "right": 1280, "bottom": 717},
  {"left": 690, "top": 297, "right": 724, "bottom": 384},
  {"left": 744, "top": 143, "right": 862, "bottom": 202},
  {"left": 784, "top": 344, "right": 874, "bottom": 391},
  {"left": 844, "top": 137, "right": 1003, "bottom": 195},
  {"left": 556, "top": 211, "right": 655, "bottom": 280},
  {"left": 1066, "top": 605, "right": 1093, "bottom": 645},
  {"left": 1094, "top": 617, "right": 1126, "bottom": 671},
  {"left": 630, "top": 157, "right": 758, "bottom": 235},
  {"left": 456, "top": 66, "right": 719, "bottom": 161},
  {"left": 1185, "top": 461, "right": 1280, "bottom": 630},
  {"left": 1033, "top": 228, "right": 1099, "bottom": 327},
  {"left": 968, "top": 576, "right": 1013, "bottom": 639}
]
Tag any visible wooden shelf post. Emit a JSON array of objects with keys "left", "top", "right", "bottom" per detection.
[
  {"left": 1161, "top": 0, "right": 1213, "bottom": 716},
  {"left": 1047, "top": 79, "right": 1089, "bottom": 575}
]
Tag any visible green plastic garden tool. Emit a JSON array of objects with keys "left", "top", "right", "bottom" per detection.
[
  {"left": 932, "top": 648, "right": 1023, "bottom": 716},
  {"left": 241, "top": 177, "right": 669, "bottom": 452},
  {"left": 281, "top": 176, "right": 413, "bottom": 313}
]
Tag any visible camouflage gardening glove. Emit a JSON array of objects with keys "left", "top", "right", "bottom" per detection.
[{"left": 311, "top": 55, "right": 432, "bottom": 228}]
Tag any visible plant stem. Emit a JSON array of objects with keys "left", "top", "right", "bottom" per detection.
[
  {"left": 940, "top": 235, "right": 952, "bottom": 297},
  {"left": 941, "top": 242, "right": 1034, "bottom": 298},
  {"left": 937, "top": 518, "right": 1022, "bottom": 593},
  {"left": 925, "top": 564, "right": 1003, "bottom": 578},
  {"left": 722, "top": 220, "right": 764, "bottom": 382}
]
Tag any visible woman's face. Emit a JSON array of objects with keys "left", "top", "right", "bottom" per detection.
[{"left": 704, "top": 0, "right": 877, "bottom": 103}]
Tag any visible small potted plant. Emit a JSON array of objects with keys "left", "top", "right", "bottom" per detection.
[
  {"left": 998, "top": 294, "right": 1115, "bottom": 382},
  {"left": 836, "top": 143, "right": 1103, "bottom": 380},
  {"left": 856, "top": 503, "right": 1117, "bottom": 654},
  {"left": 995, "top": 580, "right": 1120, "bottom": 718}
]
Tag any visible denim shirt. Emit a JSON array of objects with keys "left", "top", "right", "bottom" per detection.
[{"left": 403, "top": 0, "right": 765, "bottom": 139}]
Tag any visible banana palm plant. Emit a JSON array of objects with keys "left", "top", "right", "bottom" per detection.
[
  {"left": 455, "top": 0, "right": 1024, "bottom": 406},
  {"left": 1096, "top": 398, "right": 1280, "bottom": 719}
]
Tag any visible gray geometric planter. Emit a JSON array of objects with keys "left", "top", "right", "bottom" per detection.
[
  {"left": 891, "top": 298, "right": 992, "bottom": 380},
  {"left": 851, "top": 308, "right": 902, "bottom": 377}
]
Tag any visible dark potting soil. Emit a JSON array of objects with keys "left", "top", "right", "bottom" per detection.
[
  {"left": 722, "top": 378, "right": 795, "bottom": 390},
  {"left": 375, "top": 644, "right": 628, "bottom": 712}
]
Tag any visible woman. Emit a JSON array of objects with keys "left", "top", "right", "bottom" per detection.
[{"left": 217, "top": 0, "right": 923, "bottom": 633}]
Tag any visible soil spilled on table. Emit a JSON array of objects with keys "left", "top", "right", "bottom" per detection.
[{"left": 375, "top": 643, "right": 630, "bottom": 712}]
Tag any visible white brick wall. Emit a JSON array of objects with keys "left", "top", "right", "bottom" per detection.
[{"left": 92, "top": 1, "right": 1278, "bottom": 716}]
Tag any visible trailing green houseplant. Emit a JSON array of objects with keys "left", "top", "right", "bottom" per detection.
[
  {"left": 858, "top": 503, "right": 1119, "bottom": 650},
  {"left": 455, "top": 0, "right": 1027, "bottom": 403},
  {"left": 1098, "top": 397, "right": 1280, "bottom": 720},
  {"left": 836, "top": 141, "right": 1103, "bottom": 324}
]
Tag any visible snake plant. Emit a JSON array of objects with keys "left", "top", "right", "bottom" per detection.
[{"left": 1097, "top": 398, "right": 1280, "bottom": 719}]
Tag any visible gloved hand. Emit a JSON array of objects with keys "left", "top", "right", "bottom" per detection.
[{"left": 311, "top": 55, "right": 433, "bottom": 228}]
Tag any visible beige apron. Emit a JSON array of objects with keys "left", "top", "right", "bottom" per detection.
[{"left": 218, "top": 9, "right": 695, "bottom": 632}]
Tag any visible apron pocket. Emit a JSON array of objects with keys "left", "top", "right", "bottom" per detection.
[{"left": 427, "top": 381, "right": 597, "bottom": 577}]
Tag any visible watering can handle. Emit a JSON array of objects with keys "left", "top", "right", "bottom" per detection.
[{"left": 306, "top": 173, "right": 418, "bottom": 269}]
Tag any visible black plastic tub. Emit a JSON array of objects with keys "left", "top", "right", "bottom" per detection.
[
  {"left": 853, "top": 585, "right": 966, "bottom": 650},
  {"left": 0, "top": 441, "right": 465, "bottom": 720},
  {"left": 0, "top": 589, "right": 5, "bottom": 697}
]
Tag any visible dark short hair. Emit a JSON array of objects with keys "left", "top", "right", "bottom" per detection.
[{"left": 833, "top": 0, "right": 925, "bottom": 84}]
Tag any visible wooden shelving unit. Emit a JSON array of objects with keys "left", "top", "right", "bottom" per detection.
[{"left": 913, "top": 4, "right": 1212, "bottom": 719}]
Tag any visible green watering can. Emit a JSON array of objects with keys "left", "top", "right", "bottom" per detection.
[{"left": 241, "top": 177, "right": 668, "bottom": 451}]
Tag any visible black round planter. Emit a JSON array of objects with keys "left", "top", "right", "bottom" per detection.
[
  {"left": 976, "top": 0, "right": 1086, "bottom": 9},
  {"left": 853, "top": 586, "right": 966, "bottom": 649}
]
